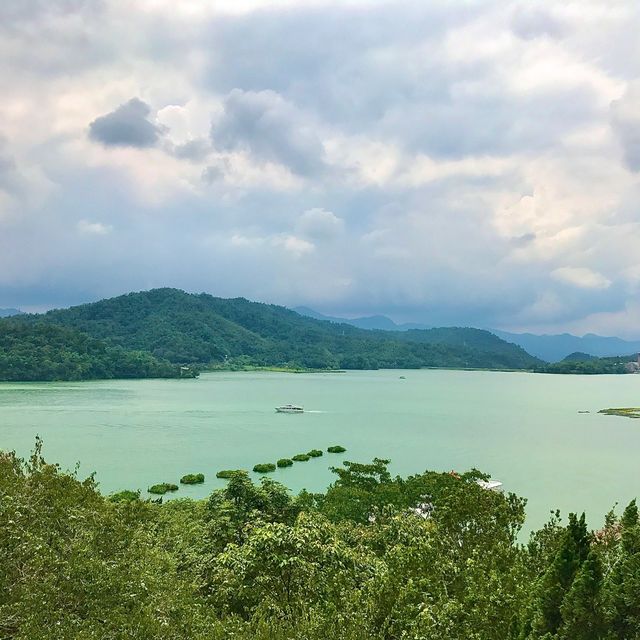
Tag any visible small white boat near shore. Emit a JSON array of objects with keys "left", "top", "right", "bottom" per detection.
[{"left": 276, "top": 404, "right": 304, "bottom": 414}]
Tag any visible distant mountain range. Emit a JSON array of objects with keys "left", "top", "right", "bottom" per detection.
[
  {"left": 492, "top": 331, "right": 640, "bottom": 363},
  {"left": 0, "top": 308, "right": 23, "bottom": 318},
  {"left": 294, "top": 307, "right": 640, "bottom": 363},
  {"left": 293, "top": 306, "right": 429, "bottom": 331}
]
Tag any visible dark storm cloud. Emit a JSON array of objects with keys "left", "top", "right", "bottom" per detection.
[
  {"left": 211, "top": 89, "right": 327, "bottom": 176},
  {"left": 88, "top": 98, "right": 164, "bottom": 149}
]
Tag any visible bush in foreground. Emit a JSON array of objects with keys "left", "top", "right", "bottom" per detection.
[
  {"left": 180, "top": 473, "right": 205, "bottom": 484},
  {"left": 8, "top": 443, "right": 640, "bottom": 640},
  {"left": 148, "top": 482, "right": 179, "bottom": 494},
  {"left": 253, "top": 463, "right": 276, "bottom": 473},
  {"left": 108, "top": 489, "right": 141, "bottom": 503},
  {"left": 277, "top": 458, "right": 293, "bottom": 468}
]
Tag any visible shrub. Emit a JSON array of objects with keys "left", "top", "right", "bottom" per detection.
[
  {"left": 216, "top": 469, "right": 242, "bottom": 479},
  {"left": 180, "top": 473, "right": 205, "bottom": 484},
  {"left": 277, "top": 458, "right": 293, "bottom": 468},
  {"left": 148, "top": 483, "right": 179, "bottom": 495},
  {"left": 327, "top": 445, "right": 347, "bottom": 453},
  {"left": 292, "top": 454, "right": 310, "bottom": 462},
  {"left": 253, "top": 463, "right": 276, "bottom": 473},
  {"left": 307, "top": 449, "right": 323, "bottom": 458},
  {"left": 108, "top": 489, "right": 140, "bottom": 503}
]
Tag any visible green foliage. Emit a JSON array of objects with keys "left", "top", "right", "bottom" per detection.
[
  {"left": 534, "top": 355, "right": 632, "bottom": 375},
  {"left": 292, "top": 454, "right": 311, "bottom": 462},
  {"left": 277, "top": 458, "right": 293, "bottom": 468},
  {"left": 216, "top": 469, "right": 243, "bottom": 479},
  {"left": 327, "top": 445, "right": 347, "bottom": 453},
  {"left": 252, "top": 463, "right": 276, "bottom": 473},
  {"left": 7, "top": 445, "right": 640, "bottom": 640},
  {"left": 13, "top": 288, "right": 542, "bottom": 372},
  {"left": 0, "top": 319, "right": 195, "bottom": 381},
  {"left": 180, "top": 473, "right": 205, "bottom": 484},
  {"left": 307, "top": 449, "right": 323, "bottom": 457},
  {"left": 148, "top": 483, "right": 179, "bottom": 494},
  {"left": 108, "top": 489, "right": 141, "bottom": 503}
]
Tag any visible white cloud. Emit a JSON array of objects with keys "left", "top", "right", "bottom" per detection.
[
  {"left": 551, "top": 267, "right": 611, "bottom": 290},
  {"left": 2, "top": 0, "right": 640, "bottom": 335},
  {"left": 77, "top": 219, "right": 113, "bottom": 235},
  {"left": 295, "top": 208, "right": 344, "bottom": 241}
]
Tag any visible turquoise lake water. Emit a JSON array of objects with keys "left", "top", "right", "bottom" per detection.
[{"left": 1, "top": 369, "right": 639, "bottom": 532}]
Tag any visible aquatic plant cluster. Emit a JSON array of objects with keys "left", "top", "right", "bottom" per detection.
[
  {"left": 251, "top": 445, "right": 346, "bottom": 474},
  {"left": 4, "top": 446, "right": 640, "bottom": 639},
  {"left": 148, "top": 446, "right": 347, "bottom": 494}
]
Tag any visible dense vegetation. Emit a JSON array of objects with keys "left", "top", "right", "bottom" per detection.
[
  {"left": 0, "top": 319, "right": 192, "bottom": 381},
  {"left": 17, "top": 288, "right": 542, "bottom": 371},
  {"left": 180, "top": 473, "right": 205, "bottom": 484},
  {"left": 533, "top": 353, "right": 636, "bottom": 375},
  {"left": 3, "top": 447, "right": 640, "bottom": 639}
]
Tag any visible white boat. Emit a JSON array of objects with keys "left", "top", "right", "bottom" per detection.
[
  {"left": 276, "top": 404, "right": 304, "bottom": 414},
  {"left": 476, "top": 479, "right": 503, "bottom": 492}
]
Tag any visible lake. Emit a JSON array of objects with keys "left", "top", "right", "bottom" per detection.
[{"left": 1, "top": 369, "right": 639, "bottom": 533}]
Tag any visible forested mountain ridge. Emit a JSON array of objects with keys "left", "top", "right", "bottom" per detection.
[
  {"left": 0, "top": 320, "right": 191, "bottom": 381},
  {"left": 19, "top": 288, "right": 542, "bottom": 370}
]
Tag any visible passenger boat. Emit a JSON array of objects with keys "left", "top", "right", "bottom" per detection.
[{"left": 275, "top": 404, "right": 304, "bottom": 414}]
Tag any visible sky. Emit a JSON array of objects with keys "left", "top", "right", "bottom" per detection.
[{"left": 1, "top": 1, "right": 640, "bottom": 336}]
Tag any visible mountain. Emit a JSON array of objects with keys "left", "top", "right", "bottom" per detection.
[
  {"left": 493, "top": 330, "right": 640, "bottom": 363},
  {"left": 0, "top": 308, "right": 23, "bottom": 318},
  {"left": 295, "top": 307, "right": 640, "bottom": 364},
  {"left": 0, "top": 319, "right": 191, "bottom": 381},
  {"left": 15, "top": 288, "right": 541, "bottom": 372},
  {"left": 293, "top": 306, "right": 429, "bottom": 331},
  {"left": 561, "top": 352, "right": 597, "bottom": 362},
  {"left": 534, "top": 352, "right": 637, "bottom": 375}
]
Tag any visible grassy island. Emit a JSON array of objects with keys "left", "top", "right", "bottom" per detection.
[
  {"left": 252, "top": 463, "right": 276, "bottom": 473},
  {"left": 216, "top": 469, "right": 242, "bottom": 479},
  {"left": 292, "top": 454, "right": 310, "bottom": 462},
  {"left": 598, "top": 407, "right": 640, "bottom": 419},
  {"left": 327, "top": 445, "right": 347, "bottom": 453},
  {"left": 307, "top": 449, "right": 323, "bottom": 457},
  {"left": 277, "top": 458, "right": 293, "bottom": 467},
  {"left": 148, "top": 482, "right": 179, "bottom": 495},
  {"left": 180, "top": 473, "right": 205, "bottom": 484}
]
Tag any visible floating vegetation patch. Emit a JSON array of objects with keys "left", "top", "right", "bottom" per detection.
[
  {"left": 277, "top": 458, "right": 293, "bottom": 468},
  {"left": 180, "top": 473, "right": 205, "bottom": 484},
  {"left": 108, "top": 489, "right": 140, "bottom": 503},
  {"left": 148, "top": 483, "right": 179, "bottom": 495},
  {"left": 292, "top": 454, "right": 310, "bottom": 462},
  {"left": 598, "top": 407, "right": 640, "bottom": 419},
  {"left": 253, "top": 463, "right": 276, "bottom": 473},
  {"left": 216, "top": 469, "right": 242, "bottom": 479},
  {"left": 327, "top": 445, "right": 347, "bottom": 453},
  {"left": 307, "top": 449, "right": 323, "bottom": 458}
]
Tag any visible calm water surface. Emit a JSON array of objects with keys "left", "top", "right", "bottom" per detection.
[{"left": 1, "top": 370, "right": 639, "bottom": 532}]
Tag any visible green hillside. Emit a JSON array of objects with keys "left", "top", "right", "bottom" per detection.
[
  {"left": 533, "top": 353, "right": 637, "bottom": 375},
  {"left": 20, "top": 288, "right": 541, "bottom": 371},
  {"left": 0, "top": 320, "right": 192, "bottom": 381}
]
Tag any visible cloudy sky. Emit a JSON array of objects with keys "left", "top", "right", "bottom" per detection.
[{"left": 1, "top": 0, "right": 640, "bottom": 335}]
